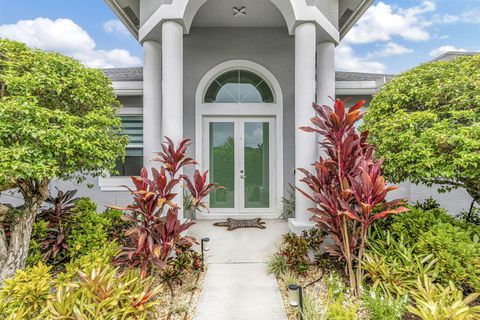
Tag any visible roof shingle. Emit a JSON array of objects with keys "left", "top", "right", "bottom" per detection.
[{"left": 101, "top": 67, "right": 395, "bottom": 83}]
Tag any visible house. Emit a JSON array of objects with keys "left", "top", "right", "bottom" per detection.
[{"left": 52, "top": 0, "right": 475, "bottom": 232}]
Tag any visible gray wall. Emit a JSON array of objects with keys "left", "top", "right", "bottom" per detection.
[{"left": 183, "top": 27, "right": 296, "bottom": 199}]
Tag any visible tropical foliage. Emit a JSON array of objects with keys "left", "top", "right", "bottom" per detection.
[
  {"left": 113, "top": 138, "right": 221, "bottom": 278},
  {"left": 363, "top": 55, "right": 480, "bottom": 205},
  {"left": 297, "top": 99, "right": 407, "bottom": 295},
  {"left": 0, "top": 39, "right": 127, "bottom": 280},
  {"left": 0, "top": 262, "right": 159, "bottom": 319}
]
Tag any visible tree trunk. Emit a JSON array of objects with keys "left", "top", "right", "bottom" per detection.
[{"left": 0, "top": 179, "right": 49, "bottom": 282}]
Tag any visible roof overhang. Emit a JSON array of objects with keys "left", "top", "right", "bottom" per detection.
[
  {"left": 104, "top": 0, "right": 139, "bottom": 40},
  {"left": 339, "top": 0, "right": 374, "bottom": 40}
]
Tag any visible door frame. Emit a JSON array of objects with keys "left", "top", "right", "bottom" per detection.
[
  {"left": 202, "top": 116, "right": 276, "bottom": 216},
  {"left": 195, "top": 60, "right": 283, "bottom": 219}
]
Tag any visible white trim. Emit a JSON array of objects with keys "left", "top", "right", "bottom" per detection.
[
  {"left": 195, "top": 60, "right": 283, "bottom": 219},
  {"left": 112, "top": 81, "right": 143, "bottom": 96},
  {"left": 335, "top": 80, "right": 378, "bottom": 95},
  {"left": 111, "top": 80, "right": 383, "bottom": 97},
  {"left": 98, "top": 176, "right": 134, "bottom": 192},
  {"left": 118, "top": 107, "right": 143, "bottom": 115}
]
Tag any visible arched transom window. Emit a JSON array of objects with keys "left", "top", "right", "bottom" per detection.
[{"left": 204, "top": 69, "right": 274, "bottom": 103}]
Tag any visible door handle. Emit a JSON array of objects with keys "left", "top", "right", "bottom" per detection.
[{"left": 240, "top": 175, "right": 246, "bottom": 179}]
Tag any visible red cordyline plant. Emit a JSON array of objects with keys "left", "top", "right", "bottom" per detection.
[
  {"left": 298, "top": 99, "right": 408, "bottom": 296},
  {"left": 37, "top": 188, "right": 79, "bottom": 261},
  {"left": 111, "top": 137, "right": 222, "bottom": 279}
]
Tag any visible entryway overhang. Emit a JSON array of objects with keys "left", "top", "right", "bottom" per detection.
[{"left": 137, "top": 0, "right": 339, "bottom": 45}]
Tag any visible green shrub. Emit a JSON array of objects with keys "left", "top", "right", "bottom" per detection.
[
  {"left": 0, "top": 257, "right": 159, "bottom": 319},
  {"left": 326, "top": 299, "right": 358, "bottom": 320},
  {"left": 47, "top": 265, "right": 159, "bottom": 319},
  {"left": 158, "top": 242, "right": 203, "bottom": 292},
  {"left": 457, "top": 207, "right": 480, "bottom": 225},
  {"left": 102, "top": 207, "right": 129, "bottom": 245},
  {"left": 413, "top": 197, "right": 441, "bottom": 211},
  {"left": 66, "top": 198, "right": 111, "bottom": 260},
  {"left": 26, "top": 220, "right": 48, "bottom": 267},
  {"left": 0, "top": 263, "right": 52, "bottom": 319},
  {"left": 407, "top": 275, "right": 480, "bottom": 320},
  {"left": 278, "top": 233, "right": 310, "bottom": 275},
  {"left": 59, "top": 242, "right": 119, "bottom": 283},
  {"left": 364, "top": 232, "right": 438, "bottom": 297},
  {"left": 267, "top": 254, "right": 289, "bottom": 278},
  {"left": 417, "top": 222, "right": 480, "bottom": 290},
  {"left": 362, "top": 287, "right": 408, "bottom": 320},
  {"left": 381, "top": 206, "right": 453, "bottom": 245},
  {"left": 324, "top": 272, "right": 359, "bottom": 320}
]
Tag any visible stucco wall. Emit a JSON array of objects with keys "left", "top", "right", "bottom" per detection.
[
  {"left": 307, "top": 0, "right": 339, "bottom": 28},
  {"left": 183, "top": 27, "right": 296, "bottom": 200}
]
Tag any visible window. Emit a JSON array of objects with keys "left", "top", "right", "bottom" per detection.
[
  {"left": 204, "top": 69, "right": 274, "bottom": 103},
  {"left": 113, "top": 115, "right": 143, "bottom": 176}
]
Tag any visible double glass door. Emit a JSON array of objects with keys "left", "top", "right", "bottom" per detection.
[{"left": 203, "top": 117, "right": 275, "bottom": 213}]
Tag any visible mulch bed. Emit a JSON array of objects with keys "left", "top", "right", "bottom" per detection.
[{"left": 154, "top": 268, "right": 206, "bottom": 320}]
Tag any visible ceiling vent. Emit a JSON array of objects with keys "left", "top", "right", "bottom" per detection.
[
  {"left": 123, "top": 6, "right": 140, "bottom": 28},
  {"left": 339, "top": 8, "right": 354, "bottom": 29}
]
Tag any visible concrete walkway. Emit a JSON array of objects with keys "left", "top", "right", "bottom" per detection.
[{"left": 190, "top": 220, "right": 288, "bottom": 320}]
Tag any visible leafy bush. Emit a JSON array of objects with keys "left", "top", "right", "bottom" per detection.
[
  {"left": 324, "top": 272, "right": 359, "bottom": 320},
  {"left": 0, "top": 263, "right": 52, "bottom": 319},
  {"left": 458, "top": 206, "right": 480, "bottom": 226},
  {"left": 67, "top": 198, "right": 111, "bottom": 260},
  {"left": 158, "top": 242, "right": 203, "bottom": 295},
  {"left": 267, "top": 254, "right": 289, "bottom": 278},
  {"left": 113, "top": 138, "right": 221, "bottom": 279},
  {"left": 32, "top": 189, "right": 79, "bottom": 264},
  {"left": 380, "top": 206, "right": 453, "bottom": 245},
  {"left": 407, "top": 275, "right": 480, "bottom": 320},
  {"left": 0, "top": 38, "right": 127, "bottom": 281},
  {"left": 0, "top": 259, "right": 159, "bottom": 319},
  {"left": 278, "top": 233, "right": 310, "bottom": 275},
  {"left": 363, "top": 55, "right": 480, "bottom": 203},
  {"left": 363, "top": 232, "right": 438, "bottom": 297},
  {"left": 362, "top": 287, "right": 408, "bottom": 320},
  {"left": 413, "top": 197, "right": 441, "bottom": 211},
  {"left": 47, "top": 266, "right": 159, "bottom": 319},
  {"left": 60, "top": 242, "right": 119, "bottom": 282},
  {"left": 26, "top": 220, "right": 48, "bottom": 267},
  {"left": 298, "top": 99, "right": 407, "bottom": 295},
  {"left": 27, "top": 196, "right": 126, "bottom": 268},
  {"left": 417, "top": 223, "right": 480, "bottom": 291},
  {"left": 102, "top": 207, "right": 129, "bottom": 245}
]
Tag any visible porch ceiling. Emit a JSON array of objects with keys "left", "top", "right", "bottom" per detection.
[
  {"left": 105, "top": 0, "right": 373, "bottom": 42},
  {"left": 191, "top": 0, "right": 286, "bottom": 28}
]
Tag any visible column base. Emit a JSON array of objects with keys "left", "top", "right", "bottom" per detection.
[{"left": 288, "top": 218, "right": 315, "bottom": 234}]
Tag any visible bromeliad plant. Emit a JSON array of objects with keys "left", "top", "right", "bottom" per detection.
[
  {"left": 298, "top": 99, "right": 407, "bottom": 296},
  {"left": 112, "top": 137, "right": 221, "bottom": 279}
]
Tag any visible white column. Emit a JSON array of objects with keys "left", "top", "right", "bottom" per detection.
[
  {"left": 289, "top": 22, "right": 317, "bottom": 233},
  {"left": 316, "top": 42, "right": 336, "bottom": 158},
  {"left": 162, "top": 20, "right": 184, "bottom": 216},
  {"left": 162, "top": 21, "right": 183, "bottom": 145},
  {"left": 316, "top": 42, "right": 335, "bottom": 110},
  {"left": 143, "top": 40, "right": 162, "bottom": 168}
]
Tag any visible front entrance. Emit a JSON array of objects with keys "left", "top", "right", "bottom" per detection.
[
  {"left": 195, "top": 60, "right": 283, "bottom": 218},
  {"left": 202, "top": 117, "right": 276, "bottom": 216}
]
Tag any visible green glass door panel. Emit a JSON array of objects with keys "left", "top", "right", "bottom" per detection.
[
  {"left": 209, "top": 122, "right": 235, "bottom": 208},
  {"left": 244, "top": 122, "right": 269, "bottom": 208}
]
